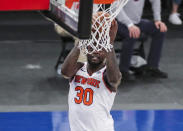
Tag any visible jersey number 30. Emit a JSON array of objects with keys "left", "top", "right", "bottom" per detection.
[{"left": 74, "top": 86, "right": 94, "bottom": 106}]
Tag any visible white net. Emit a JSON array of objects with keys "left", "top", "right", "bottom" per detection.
[{"left": 78, "top": 0, "right": 128, "bottom": 54}]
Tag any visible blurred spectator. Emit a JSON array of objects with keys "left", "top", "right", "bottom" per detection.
[
  {"left": 169, "top": 0, "right": 182, "bottom": 25},
  {"left": 116, "top": 0, "right": 168, "bottom": 81}
]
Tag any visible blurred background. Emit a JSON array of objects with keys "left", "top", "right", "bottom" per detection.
[{"left": 0, "top": 0, "right": 183, "bottom": 112}]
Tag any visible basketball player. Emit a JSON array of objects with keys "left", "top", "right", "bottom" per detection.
[{"left": 61, "top": 20, "right": 121, "bottom": 131}]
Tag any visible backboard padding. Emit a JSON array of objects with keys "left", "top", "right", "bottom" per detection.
[{"left": 0, "top": 0, "right": 49, "bottom": 11}]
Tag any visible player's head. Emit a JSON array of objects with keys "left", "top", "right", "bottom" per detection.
[{"left": 86, "top": 45, "right": 106, "bottom": 67}]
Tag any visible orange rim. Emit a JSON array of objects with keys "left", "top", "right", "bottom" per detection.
[
  {"left": 65, "top": 0, "right": 115, "bottom": 9},
  {"left": 94, "top": 0, "right": 115, "bottom": 4}
]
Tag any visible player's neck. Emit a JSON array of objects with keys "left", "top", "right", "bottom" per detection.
[{"left": 87, "top": 62, "right": 105, "bottom": 75}]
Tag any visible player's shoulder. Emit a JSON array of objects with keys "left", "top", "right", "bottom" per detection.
[
  {"left": 68, "top": 62, "right": 85, "bottom": 82},
  {"left": 102, "top": 69, "right": 119, "bottom": 92},
  {"left": 77, "top": 62, "right": 85, "bottom": 69},
  {"left": 74, "top": 62, "right": 85, "bottom": 73}
]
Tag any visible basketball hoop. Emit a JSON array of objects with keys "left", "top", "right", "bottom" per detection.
[
  {"left": 50, "top": 0, "right": 128, "bottom": 51},
  {"left": 78, "top": 0, "right": 129, "bottom": 54}
]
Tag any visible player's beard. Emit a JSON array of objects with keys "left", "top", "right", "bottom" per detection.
[
  {"left": 87, "top": 58, "right": 104, "bottom": 69},
  {"left": 87, "top": 51, "right": 106, "bottom": 69}
]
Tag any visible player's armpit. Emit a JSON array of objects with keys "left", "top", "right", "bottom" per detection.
[{"left": 103, "top": 70, "right": 121, "bottom": 92}]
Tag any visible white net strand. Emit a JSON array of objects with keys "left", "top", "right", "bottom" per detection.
[{"left": 78, "top": 0, "right": 128, "bottom": 54}]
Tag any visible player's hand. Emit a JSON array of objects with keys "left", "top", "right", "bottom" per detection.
[
  {"left": 154, "top": 21, "right": 167, "bottom": 32},
  {"left": 109, "top": 19, "right": 118, "bottom": 44},
  {"left": 128, "top": 25, "right": 141, "bottom": 39}
]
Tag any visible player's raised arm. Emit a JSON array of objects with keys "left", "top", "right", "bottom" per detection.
[
  {"left": 104, "top": 20, "right": 122, "bottom": 92},
  {"left": 61, "top": 41, "right": 84, "bottom": 79}
]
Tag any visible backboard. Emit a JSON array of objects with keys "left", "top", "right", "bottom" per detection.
[
  {"left": 0, "top": 0, "right": 93, "bottom": 39},
  {"left": 42, "top": 0, "right": 93, "bottom": 39}
]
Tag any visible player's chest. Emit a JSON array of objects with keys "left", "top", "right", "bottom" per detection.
[
  {"left": 71, "top": 73, "right": 104, "bottom": 106},
  {"left": 73, "top": 73, "right": 102, "bottom": 90}
]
